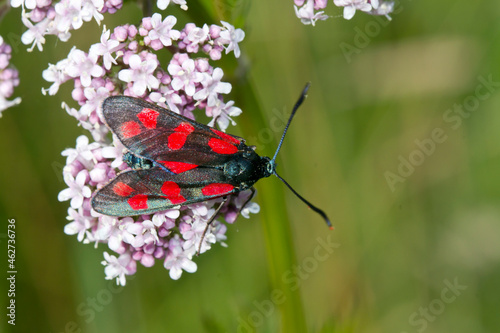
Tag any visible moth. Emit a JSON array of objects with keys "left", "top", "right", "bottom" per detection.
[{"left": 91, "top": 84, "right": 331, "bottom": 230}]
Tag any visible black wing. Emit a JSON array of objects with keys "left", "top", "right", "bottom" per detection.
[
  {"left": 102, "top": 96, "right": 244, "bottom": 171},
  {"left": 91, "top": 166, "right": 248, "bottom": 216}
]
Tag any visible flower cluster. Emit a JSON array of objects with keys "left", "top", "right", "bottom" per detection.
[
  {"left": 0, "top": 36, "right": 21, "bottom": 117},
  {"left": 53, "top": 16, "right": 256, "bottom": 284},
  {"left": 11, "top": 0, "right": 190, "bottom": 52},
  {"left": 294, "top": 0, "right": 394, "bottom": 24}
]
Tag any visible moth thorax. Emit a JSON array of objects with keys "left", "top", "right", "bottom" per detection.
[
  {"left": 223, "top": 158, "right": 252, "bottom": 178},
  {"left": 123, "top": 151, "right": 154, "bottom": 170}
]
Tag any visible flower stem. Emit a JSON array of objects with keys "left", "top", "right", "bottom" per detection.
[{"left": 140, "top": 0, "right": 152, "bottom": 17}]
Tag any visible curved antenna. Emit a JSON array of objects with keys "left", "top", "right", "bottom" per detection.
[
  {"left": 271, "top": 82, "right": 311, "bottom": 163},
  {"left": 274, "top": 172, "right": 333, "bottom": 229},
  {"left": 270, "top": 83, "right": 332, "bottom": 229}
]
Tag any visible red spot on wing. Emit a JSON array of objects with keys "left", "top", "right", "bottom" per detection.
[
  {"left": 201, "top": 183, "right": 235, "bottom": 196},
  {"left": 137, "top": 108, "right": 159, "bottom": 129},
  {"left": 208, "top": 138, "right": 238, "bottom": 154},
  {"left": 168, "top": 132, "right": 188, "bottom": 150},
  {"left": 161, "top": 181, "right": 186, "bottom": 204},
  {"left": 159, "top": 161, "right": 198, "bottom": 174},
  {"left": 174, "top": 122, "right": 195, "bottom": 134},
  {"left": 113, "top": 182, "right": 134, "bottom": 197},
  {"left": 121, "top": 121, "right": 141, "bottom": 138},
  {"left": 128, "top": 194, "right": 148, "bottom": 210},
  {"left": 168, "top": 122, "right": 195, "bottom": 150},
  {"left": 211, "top": 128, "right": 240, "bottom": 145}
]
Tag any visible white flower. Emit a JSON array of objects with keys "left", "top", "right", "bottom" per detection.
[
  {"left": 149, "top": 86, "right": 182, "bottom": 114},
  {"left": 120, "top": 220, "right": 143, "bottom": 246},
  {"left": 334, "top": 0, "right": 373, "bottom": 20},
  {"left": 193, "top": 67, "right": 231, "bottom": 107},
  {"left": 58, "top": 170, "right": 92, "bottom": 209},
  {"left": 187, "top": 24, "right": 209, "bottom": 45},
  {"left": 10, "top": 0, "right": 24, "bottom": 8},
  {"left": 156, "top": 0, "right": 187, "bottom": 11},
  {"left": 294, "top": 0, "right": 329, "bottom": 25},
  {"left": 55, "top": 0, "right": 85, "bottom": 32},
  {"left": 211, "top": 222, "right": 227, "bottom": 246},
  {"left": 61, "top": 135, "right": 100, "bottom": 167},
  {"left": 82, "top": 0, "right": 104, "bottom": 25},
  {"left": 64, "top": 207, "right": 95, "bottom": 242},
  {"left": 0, "top": 96, "right": 21, "bottom": 117},
  {"left": 188, "top": 203, "right": 209, "bottom": 217},
  {"left": 207, "top": 100, "right": 242, "bottom": 131},
  {"left": 168, "top": 58, "right": 203, "bottom": 96},
  {"left": 101, "top": 139, "right": 126, "bottom": 168},
  {"left": 135, "top": 220, "right": 160, "bottom": 246},
  {"left": 148, "top": 14, "right": 181, "bottom": 47},
  {"left": 42, "top": 59, "right": 70, "bottom": 95},
  {"left": 235, "top": 189, "right": 260, "bottom": 218},
  {"left": 21, "top": 14, "right": 48, "bottom": 52},
  {"left": 370, "top": 1, "right": 394, "bottom": 20},
  {"left": 152, "top": 209, "right": 179, "bottom": 228},
  {"left": 118, "top": 54, "right": 160, "bottom": 96},
  {"left": 219, "top": 21, "right": 245, "bottom": 58},
  {"left": 80, "top": 87, "right": 110, "bottom": 117},
  {"left": 180, "top": 216, "right": 216, "bottom": 254},
  {"left": 95, "top": 215, "right": 123, "bottom": 251},
  {"left": 102, "top": 252, "right": 135, "bottom": 286},
  {"left": 65, "top": 48, "right": 105, "bottom": 87},
  {"left": 164, "top": 235, "right": 197, "bottom": 280},
  {"left": 89, "top": 26, "right": 122, "bottom": 70}
]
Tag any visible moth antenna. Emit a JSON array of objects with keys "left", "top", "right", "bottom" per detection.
[
  {"left": 269, "top": 83, "right": 332, "bottom": 228},
  {"left": 274, "top": 172, "right": 333, "bottom": 229},
  {"left": 271, "top": 82, "right": 311, "bottom": 163}
]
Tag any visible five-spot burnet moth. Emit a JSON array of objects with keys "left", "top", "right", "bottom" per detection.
[{"left": 91, "top": 83, "right": 332, "bottom": 230}]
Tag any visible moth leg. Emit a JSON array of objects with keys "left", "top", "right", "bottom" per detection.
[
  {"left": 212, "top": 115, "right": 221, "bottom": 131},
  {"left": 197, "top": 196, "right": 228, "bottom": 256}
]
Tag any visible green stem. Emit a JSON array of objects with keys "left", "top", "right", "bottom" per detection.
[{"left": 235, "top": 80, "right": 308, "bottom": 333}]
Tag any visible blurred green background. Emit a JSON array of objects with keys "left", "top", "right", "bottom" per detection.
[{"left": 1, "top": 0, "right": 500, "bottom": 332}]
